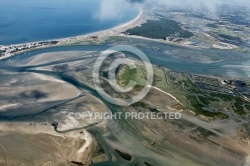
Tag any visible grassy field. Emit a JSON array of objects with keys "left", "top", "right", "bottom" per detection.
[{"left": 118, "top": 65, "right": 250, "bottom": 119}]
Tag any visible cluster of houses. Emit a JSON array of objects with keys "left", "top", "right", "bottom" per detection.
[{"left": 0, "top": 40, "right": 59, "bottom": 57}]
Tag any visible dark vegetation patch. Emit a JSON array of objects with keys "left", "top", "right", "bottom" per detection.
[
  {"left": 198, "top": 95, "right": 211, "bottom": 105},
  {"left": 210, "top": 93, "right": 232, "bottom": 102},
  {"left": 234, "top": 102, "right": 245, "bottom": 116},
  {"left": 187, "top": 95, "right": 229, "bottom": 119},
  {"left": 245, "top": 104, "right": 250, "bottom": 110},
  {"left": 233, "top": 97, "right": 247, "bottom": 115},
  {"left": 125, "top": 19, "right": 193, "bottom": 40}
]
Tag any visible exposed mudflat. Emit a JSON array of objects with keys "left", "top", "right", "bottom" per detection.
[{"left": 0, "top": 43, "right": 249, "bottom": 166}]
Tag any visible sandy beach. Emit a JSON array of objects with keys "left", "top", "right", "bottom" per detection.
[
  {"left": 0, "top": 7, "right": 145, "bottom": 61},
  {"left": 60, "top": 7, "right": 144, "bottom": 42}
]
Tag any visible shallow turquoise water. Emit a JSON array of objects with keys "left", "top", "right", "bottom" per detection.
[{"left": 0, "top": 0, "right": 139, "bottom": 45}]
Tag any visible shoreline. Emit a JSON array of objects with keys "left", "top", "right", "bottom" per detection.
[
  {"left": 59, "top": 7, "right": 144, "bottom": 42},
  {"left": 0, "top": 7, "right": 144, "bottom": 61},
  {"left": 0, "top": 5, "right": 235, "bottom": 62}
]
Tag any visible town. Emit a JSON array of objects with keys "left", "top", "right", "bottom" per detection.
[{"left": 0, "top": 40, "right": 59, "bottom": 58}]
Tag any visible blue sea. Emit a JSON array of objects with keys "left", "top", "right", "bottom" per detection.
[{"left": 0, "top": 0, "right": 139, "bottom": 45}]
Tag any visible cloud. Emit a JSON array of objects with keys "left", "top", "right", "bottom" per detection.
[
  {"left": 143, "top": 0, "right": 250, "bottom": 14},
  {"left": 94, "top": 0, "right": 250, "bottom": 21},
  {"left": 94, "top": 0, "right": 129, "bottom": 21}
]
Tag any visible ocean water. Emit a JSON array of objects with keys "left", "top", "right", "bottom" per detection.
[{"left": 0, "top": 0, "right": 139, "bottom": 45}]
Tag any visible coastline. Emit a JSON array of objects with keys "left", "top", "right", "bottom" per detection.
[
  {"left": 0, "top": 3, "right": 241, "bottom": 63},
  {"left": 59, "top": 7, "right": 144, "bottom": 43},
  {"left": 0, "top": 5, "right": 233, "bottom": 62},
  {"left": 0, "top": 7, "right": 145, "bottom": 61}
]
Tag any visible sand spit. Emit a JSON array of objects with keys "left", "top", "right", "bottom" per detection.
[{"left": 0, "top": 7, "right": 145, "bottom": 61}]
